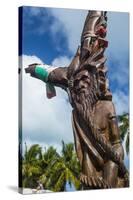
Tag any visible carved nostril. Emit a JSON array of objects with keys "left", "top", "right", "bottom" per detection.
[{"left": 78, "top": 84, "right": 85, "bottom": 90}]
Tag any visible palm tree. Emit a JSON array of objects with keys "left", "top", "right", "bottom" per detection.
[
  {"left": 43, "top": 146, "right": 60, "bottom": 166},
  {"left": 118, "top": 113, "right": 129, "bottom": 154},
  {"left": 22, "top": 142, "right": 81, "bottom": 191},
  {"left": 22, "top": 144, "right": 43, "bottom": 188},
  {"left": 39, "top": 146, "right": 60, "bottom": 187},
  {"left": 42, "top": 141, "right": 81, "bottom": 192}
]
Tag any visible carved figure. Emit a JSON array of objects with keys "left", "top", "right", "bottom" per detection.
[{"left": 25, "top": 11, "right": 129, "bottom": 189}]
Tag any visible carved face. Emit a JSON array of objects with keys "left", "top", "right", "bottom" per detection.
[{"left": 73, "top": 70, "right": 91, "bottom": 93}]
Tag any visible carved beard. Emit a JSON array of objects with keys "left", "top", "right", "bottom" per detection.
[{"left": 71, "top": 72, "right": 98, "bottom": 125}]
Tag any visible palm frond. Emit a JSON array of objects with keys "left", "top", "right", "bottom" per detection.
[
  {"left": 65, "top": 167, "right": 81, "bottom": 190},
  {"left": 53, "top": 171, "right": 65, "bottom": 192}
]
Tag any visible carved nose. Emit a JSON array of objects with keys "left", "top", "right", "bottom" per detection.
[{"left": 78, "top": 82, "right": 85, "bottom": 90}]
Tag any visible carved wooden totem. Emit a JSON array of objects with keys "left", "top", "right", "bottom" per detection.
[{"left": 25, "top": 10, "right": 129, "bottom": 189}]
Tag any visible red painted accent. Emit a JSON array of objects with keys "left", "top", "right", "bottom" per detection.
[{"left": 96, "top": 26, "right": 107, "bottom": 38}]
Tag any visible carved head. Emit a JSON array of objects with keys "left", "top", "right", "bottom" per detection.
[{"left": 73, "top": 69, "right": 94, "bottom": 94}]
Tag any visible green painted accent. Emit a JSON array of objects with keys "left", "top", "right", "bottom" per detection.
[{"left": 35, "top": 65, "right": 49, "bottom": 82}]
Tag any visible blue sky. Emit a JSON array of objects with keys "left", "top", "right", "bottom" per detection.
[
  {"left": 21, "top": 7, "right": 71, "bottom": 64},
  {"left": 21, "top": 6, "right": 129, "bottom": 101},
  {"left": 20, "top": 7, "right": 129, "bottom": 166}
]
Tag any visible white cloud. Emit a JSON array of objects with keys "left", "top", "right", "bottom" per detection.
[
  {"left": 21, "top": 54, "right": 129, "bottom": 156},
  {"left": 113, "top": 90, "right": 129, "bottom": 115},
  {"left": 49, "top": 8, "right": 87, "bottom": 54},
  {"left": 21, "top": 55, "right": 73, "bottom": 153},
  {"left": 21, "top": 9, "right": 129, "bottom": 151},
  {"left": 49, "top": 9, "right": 129, "bottom": 88},
  {"left": 52, "top": 56, "right": 72, "bottom": 67},
  {"left": 24, "top": 7, "right": 87, "bottom": 54},
  {"left": 21, "top": 55, "right": 43, "bottom": 66}
]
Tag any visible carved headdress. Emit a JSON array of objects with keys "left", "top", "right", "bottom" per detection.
[{"left": 68, "top": 11, "right": 112, "bottom": 100}]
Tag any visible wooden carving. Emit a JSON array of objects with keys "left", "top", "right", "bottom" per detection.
[{"left": 25, "top": 10, "right": 129, "bottom": 189}]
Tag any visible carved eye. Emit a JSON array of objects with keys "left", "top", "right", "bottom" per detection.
[{"left": 82, "top": 75, "right": 88, "bottom": 81}]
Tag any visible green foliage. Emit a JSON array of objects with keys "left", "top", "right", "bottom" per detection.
[
  {"left": 118, "top": 113, "right": 129, "bottom": 154},
  {"left": 22, "top": 144, "right": 43, "bottom": 188},
  {"left": 22, "top": 141, "right": 81, "bottom": 191},
  {"left": 21, "top": 113, "right": 130, "bottom": 191}
]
